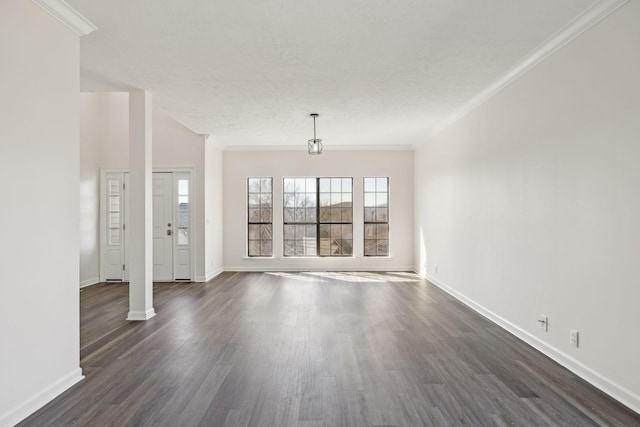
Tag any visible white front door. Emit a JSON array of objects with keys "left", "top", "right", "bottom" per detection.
[
  {"left": 102, "top": 170, "right": 192, "bottom": 282},
  {"left": 152, "top": 172, "right": 174, "bottom": 281}
]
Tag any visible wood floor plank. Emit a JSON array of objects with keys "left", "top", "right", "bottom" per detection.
[{"left": 17, "top": 272, "right": 640, "bottom": 426}]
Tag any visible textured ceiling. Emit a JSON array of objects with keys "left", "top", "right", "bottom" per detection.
[{"left": 69, "top": 0, "right": 597, "bottom": 148}]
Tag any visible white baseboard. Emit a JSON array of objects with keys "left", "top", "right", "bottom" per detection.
[
  {"left": 79, "top": 277, "right": 100, "bottom": 288},
  {"left": 126, "top": 309, "right": 156, "bottom": 321},
  {"left": 195, "top": 268, "right": 224, "bottom": 283},
  {"left": 419, "top": 271, "right": 640, "bottom": 415},
  {"left": 0, "top": 367, "right": 84, "bottom": 427},
  {"left": 225, "top": 266, "right": 415, "bottom": 272}
]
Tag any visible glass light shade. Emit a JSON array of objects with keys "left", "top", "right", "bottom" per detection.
[{"left": 308, "top": 138, "right": 323, "bottom": 155}]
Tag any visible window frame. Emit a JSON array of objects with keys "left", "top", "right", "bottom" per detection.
[
  {"left": 247, "top": 177, "right": 273, "bottom": 257},
  {"left": 283, "top": 177, "right": 353, "bottom": 257},
  {"left": 283, "top": 177, "right": 318, "bottom": 257},
  {"left": 363, "top": 177, "right": 389, "bottom": 257}
]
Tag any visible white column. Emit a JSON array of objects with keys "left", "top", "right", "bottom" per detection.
[{"left": 127, "top": 90, "right": 156, "bottom": 321}]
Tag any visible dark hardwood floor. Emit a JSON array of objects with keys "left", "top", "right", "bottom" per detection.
[{"left": 19, "top": 272, "right": 640, "bottom": 426}]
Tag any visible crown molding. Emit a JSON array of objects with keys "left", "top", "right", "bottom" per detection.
[
  {"left": 32, "top": 0, "right": 97, "bottom": 36},
  {"left": 414, "top": 0, "right": 629, "bottom": 148},
  {"left": 223, "top": 144, "right": 414, "bottom": 152}
]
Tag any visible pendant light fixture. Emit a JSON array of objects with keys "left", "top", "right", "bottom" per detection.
[{"left": 308, "top": 113, "right": 323, "bottom": 155}]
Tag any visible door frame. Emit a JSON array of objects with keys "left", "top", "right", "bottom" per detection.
[{"left": 99, "top": 167, "right": 195, "bottom": 282}]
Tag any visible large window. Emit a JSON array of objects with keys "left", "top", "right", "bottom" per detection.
[
  {"left": 283, "top": 177, "right": 353, "bottom": 257},
  {"left": 364, "top": 177, "right": 389, "bottom": 256},
  {"left": 247, "top": 177, "right": 273, "bottom": 257}
]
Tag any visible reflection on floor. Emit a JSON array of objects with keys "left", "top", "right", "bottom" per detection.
[{"left": 268, "top": 271, "right": 421, "bottom": 283}]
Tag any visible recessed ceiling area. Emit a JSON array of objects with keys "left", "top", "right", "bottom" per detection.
[{"left": 69, "top": 0, "right": 598, "bottom": 148}]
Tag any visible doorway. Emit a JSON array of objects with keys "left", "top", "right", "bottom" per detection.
[{"left": 101, "top": 170, "right": 192, "bottom": 282}]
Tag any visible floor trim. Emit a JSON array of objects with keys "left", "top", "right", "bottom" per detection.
[
  {"left": 225, "top": 266, "right": 415, "bottom": 272},
  {"left": 0, "top": 368, "right": 84, "bottom": 427},
  {"left": 196, "top": 268, "right": 224, "bottom": 283},
  {"left": 80, "top": 277, "right": 100, "bottom": 289},
  {"left": 126, "top": 309, "right": 156, "bottom": 321},
  {"left": 420, "top": 272, "right": 640, "bottom": 415}
]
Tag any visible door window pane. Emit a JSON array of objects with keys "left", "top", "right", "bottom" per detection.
[
  {"left": 107, "top": 178, "right": 122, "bottom": 247},
  {"left": 178, "top": 180, "right": 189, "bottom": 196},
  {"left": 109, "top": 213, "right": 120, "bottom": 228},
  {"left": 177, "top": 179, "right": 189, "bottom": 245},
  {"left": 109, "top": 196, "right": 120, "bottom": 212},
  {"left": 109, "top": 180, "right": 120, "bottom": 195},
  {"left": 109, "top": 228, "right": 120, "bottom": 245}
]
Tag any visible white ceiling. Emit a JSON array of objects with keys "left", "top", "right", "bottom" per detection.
[{"left": 69, "top": 0, "right": 599, "bottom": 148}]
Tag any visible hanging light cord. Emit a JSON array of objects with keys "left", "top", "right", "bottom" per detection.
[{"left": 313, "top": 114, "right": 317, "bottom": 140}]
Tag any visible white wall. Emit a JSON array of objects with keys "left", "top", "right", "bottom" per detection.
[
  {"left": 224, "top": 149, "right": 414, "bottom": 271},
  {"left": 414, "top": 2, "right": 640, "bottom": 412},
  {"left": 205, "top": 136, "right": 224, "bottom": 279},
  {"left": 79, "top": 93, "right": 208, "bottom": 282},
  {"left": 0, "top": 1, "right": 83, "bottom": 425}
]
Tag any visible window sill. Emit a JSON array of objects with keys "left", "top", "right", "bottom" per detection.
[
  {"left": 241, "top": 256, "right": 393, "bottom": 260},
  {"left": 279, "top": 256, "right": 355, "bottom": 260},
  {"left": 242, "top": 256, "right": 356, "bottom": 260}
]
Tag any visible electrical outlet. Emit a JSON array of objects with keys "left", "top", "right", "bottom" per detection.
[
  {"left": 538, "top": 315, "right": 548, "bottom": 332},
  {"left": 570, "top": 329, "right": 579, "bottom": 347}
]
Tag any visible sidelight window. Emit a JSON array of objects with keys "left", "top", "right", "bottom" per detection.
[{"left": 177, "top": 179, "right": 189, "bottom": 245}]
